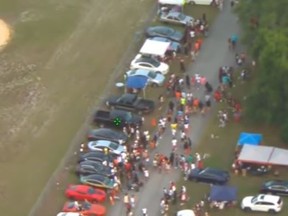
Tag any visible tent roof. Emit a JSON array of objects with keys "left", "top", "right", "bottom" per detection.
[
  {"left": 237, "top": 132, "right": 263, "bottom": 146},
  {"left": 237, "top": 145, "right": 273, "bottom": 164},
  {"left": 269, "top": 148, "right": 288, "bottom": 166},
  {"left": 139, "top": 39, "right": 171, "bottom": 56},
  {"left": 158, "top": 0, "right": 185, "bottom": 5},
  {"left": 125, "top": 76, "right": 148, "bottom": 89},
  {"left": 209, "top": 185, "right": 237, "bottom": 202},
  {"left": 177, "top": 209, "right": 195, "bottom": 216}
]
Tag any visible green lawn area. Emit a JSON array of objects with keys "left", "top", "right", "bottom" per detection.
[{"left": 168, "top": 67, "right": 288, "bottom": 215}]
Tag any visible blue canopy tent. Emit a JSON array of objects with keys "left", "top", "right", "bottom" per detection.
[
  {"left": 209, "top": 185, "right": 237, "bottom": 202},
  {"left": 125, "top": 75, "right": 148, "bottom": 98},
  {"left": 237, "top": 132, "right": 263, "bottom": 146}
]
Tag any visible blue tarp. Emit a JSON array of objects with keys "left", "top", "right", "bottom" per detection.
[
  {"left": 126, "top": 76, "right": 148, "bottom": 89},
  {"left": 237, "top": 132, "right": 263, "bottom": 146},
  {"left": 209, "top": 185, "right": 237, "bottom": 202}
]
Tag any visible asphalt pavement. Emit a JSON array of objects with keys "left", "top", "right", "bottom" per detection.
[{"left": 108, "top": 1, "right": 241, "bottom": 215}]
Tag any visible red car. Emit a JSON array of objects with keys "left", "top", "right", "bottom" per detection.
[
  {"left": 62, "top": 201, "right": 106, "bottom": 216},
  {"left": 65, "top": 184, "right": 106, "bottom": 203}
]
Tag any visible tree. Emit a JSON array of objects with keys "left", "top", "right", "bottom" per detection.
[{"left": 236, "top": 0, "right": 288, "bottom": 142}]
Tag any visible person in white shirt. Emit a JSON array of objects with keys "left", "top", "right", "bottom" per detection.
[{"left": 142, "top": 208, "right": 148, "bottom": 216}]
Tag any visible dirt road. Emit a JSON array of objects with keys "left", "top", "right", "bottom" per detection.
[
  {"left": 108, "top": 1, "right": 242, "bottom": 215},
  {"left": 0, "top": 0, "right": 156, "bottom": 215}
]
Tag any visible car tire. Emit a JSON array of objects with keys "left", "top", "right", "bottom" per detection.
[
  {"left": 243, "top": 207, "right": 251, "bottom": 212},
  {"left": 151, "top": 83, "right": 159, "bottom": 87},
  {"left": 268, "top": 209, "right": 276, "bottom": 214}
]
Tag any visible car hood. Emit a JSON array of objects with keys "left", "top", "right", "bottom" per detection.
[
  {"left": 159, "top": 63, "right": 169, "bottom": 74},
  {"left": 241, "top": 196, "right": 253, "bottom": 206}
]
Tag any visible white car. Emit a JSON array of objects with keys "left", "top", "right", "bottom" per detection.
[
  {"left": 87, "top": 140, "right": 126, "bottom": 155},
  {"left": 125, "top": 69, "right": 165, "bottom": 86},
  {"left": 241, "top": 194, "right": 283, "bottom": 213},
  {"left": 130, "top": 54, "right": 169, "bottom": 75},
  {"left": 57, "top": 213, "right": 81, "bottom": 216}
]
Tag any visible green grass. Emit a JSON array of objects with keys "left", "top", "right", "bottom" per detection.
[{"left": 169, "top": 67, "right": 288, "bottom": 215}]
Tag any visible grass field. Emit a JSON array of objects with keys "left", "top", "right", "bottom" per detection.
[{"left": 169, "top": 68, "right": 288, "bottom": 215}]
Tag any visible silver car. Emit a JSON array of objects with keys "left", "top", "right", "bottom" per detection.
[
  {"left": 160, "top": 11, "right": 194, "bottom": 26},
  {"left": 87, "top": 140, "right": 125, "bottom": 155},
  {"left": 125, "top": 69, "right": 165, "bottom": 87}
]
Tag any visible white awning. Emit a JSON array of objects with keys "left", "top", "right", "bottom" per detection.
[
  {"left": 139, "top": 39, "right": 170, "bottom": 57},
  {"left": 269, "top": 148, "right": 288, "bottom": 166},
  {"left": 237, "top": 145, "right": 273, "bottom": 165},
  {"left": 158, "top": 0, "right": 185, "bottom": 5}
]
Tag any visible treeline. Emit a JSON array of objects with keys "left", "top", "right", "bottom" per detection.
[{"left": 235, "top": 0, "right": 288, "bottom": 142}]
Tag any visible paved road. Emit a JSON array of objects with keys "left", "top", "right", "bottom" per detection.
[{"left": 108, "top": 1, "right": 241, "bottom": 215}]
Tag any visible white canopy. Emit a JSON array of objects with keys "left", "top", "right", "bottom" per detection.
[
  {"left": 237, "top": 145, "right": 288, "bottom": 166},
  {"left": 269, "top": 147, "right": 288, "bottom": 166},
  {"left": 158, "top": 0, "right": 185, "bottom": 5},
  {"left": 139, "top": 39, "right": 170, "bottom": 57},
  {"left": 177, "top": 209, "right": 195, "bottom": 216},
  {"left": 237, "top": 145, "right": 273, "bottom": 164}
]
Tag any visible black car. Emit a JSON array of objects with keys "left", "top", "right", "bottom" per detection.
[
  {"left": 78, "top": 151, "right": 114, "bottom": 167},
  {"left": 106, "top": 93, "right": 155, "bottom": 114},
  {"left": 145, "top": 26, "right": 184, "bottom": 42},
  {"left": 93, "top": 109, "right": 143, "bottom": 129},
  {"left": 260, "top": 180, "right": 288, "bottom": 196},
  {"left": 87, "top": 128, "right": 128, "bottom": 144},
  {"left": 76, "top": 160, "right": 112, "bottom": 177},
  {"left": 188, "top": 167, "right": 230, "bottom": 185}
]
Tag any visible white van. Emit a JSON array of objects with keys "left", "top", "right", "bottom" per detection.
[{"left": 186, "top": 0, "right": 219, "bottom": 5}]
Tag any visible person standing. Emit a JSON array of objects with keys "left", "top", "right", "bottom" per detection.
[
  {"left": 180, "top": 58, "right": 186, "bottom": 73},
  {"left": 142, "top": 208, "right": 148, "bottom": 216}
]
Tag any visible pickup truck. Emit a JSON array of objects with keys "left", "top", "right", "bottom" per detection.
[
  {"left": 105, "top": 93, "right": 155, "bottom": 114},
  {"left": 93, "top": 109, "right": 143, "bottom": 129}
]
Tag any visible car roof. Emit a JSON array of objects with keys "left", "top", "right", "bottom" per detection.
[
  {"left": 257, "top": 194, "right": 281, "bottom": 203},
  {"left": 264, "top": 180, "right": 288, "bottom": 187},
  {"left": 149, "top": 26, "right": 173, "bottom": 31},
  {"left": 89, "top": 140, "right": 113, "bottom": 146},
  {"left": 57, "top": 213, "right": 81, "bottom": 216}
]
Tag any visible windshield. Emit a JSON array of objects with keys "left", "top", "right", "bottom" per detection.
[
  {"left": 251, "top": 196, "right": 258, "bottom": 203},
  {"left": 104, "top": 178, "right": 111, "bottom": 185},
  {"left": 109, "top": 142, "right": 118, "bottom": 150},
  {"left": 148, "top": 71, "right": 157, "bottom": 78},
  {"left": 82, "top": 202, "right": 91, "bottom": 210},
  {"left": 125, "top": 112, "right": 132, "bottom": 121},
  {"left": 88, "top": 187, "right": 95, "bottom": 194},
  {"left": 177, "top": 13, "right": 185, "bottom": 20}
]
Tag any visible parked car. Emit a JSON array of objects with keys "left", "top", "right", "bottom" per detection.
[
  {"left": 187, "top": 167, "right": 230, "bottom": 185},
  {"left": 93, "top": 109, "right": 143, "bottom": 129},
  {"left": 145, "top": 26, "right": 184, "bottom": 42},
  {"left": 65, "top": 184, "right": 106, "bottom": 203},
  {"left": 87, "top": 140, "right": 125, "bottom": 155},
  {"left": 160, "top": 11, "right": 194, "bottom": 26},
  {"left": 130, "top": 54, "right": 169, "bottom": 75},
  {"left": 260, "top": 180, "right": 288, "bottom": 196},
  {"left": 87, "top": 128, "right": 128, "bottom": 144},
  {"left": 241, "top": 194, "right": 283, "bottom": 213},
  {"left": 125, "top": 68, "right": 165, "bottom": 86},
  {"left": 80, "top": 174, "right": 117, "bottom": 190},
  {"left": 57, "top": 213, "right": 81, "bottom": 216},
  {"left": 62, "top": 201, "right": 106, "bottom": 216},
  {"left": 150, "top": 37, "right": 181, "bottom": 54},
  {"left": 76, "top": 160, "right": 112, "bottom": 177},
  {"left": 78, "top": 151, "right": 114, "bottom": 167},
  {"left": 105, "top": 93, "right": 155, "bottom": 114}
]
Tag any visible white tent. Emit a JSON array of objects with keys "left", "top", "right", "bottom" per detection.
[
  {"left": 269, "top": 148, "right": 288, "bottom": 166},
  {"left": 177, "top": 209, "right": 195, "bottom": 216},
  {"left": 237, "top": 145, "right": 273, "bottom": 165},
  {"left": 139, "top": 39, "right": 171, "bottom": 57},
  {"left": 158, "top": 0, "right": 185, "bottom": 6}
]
